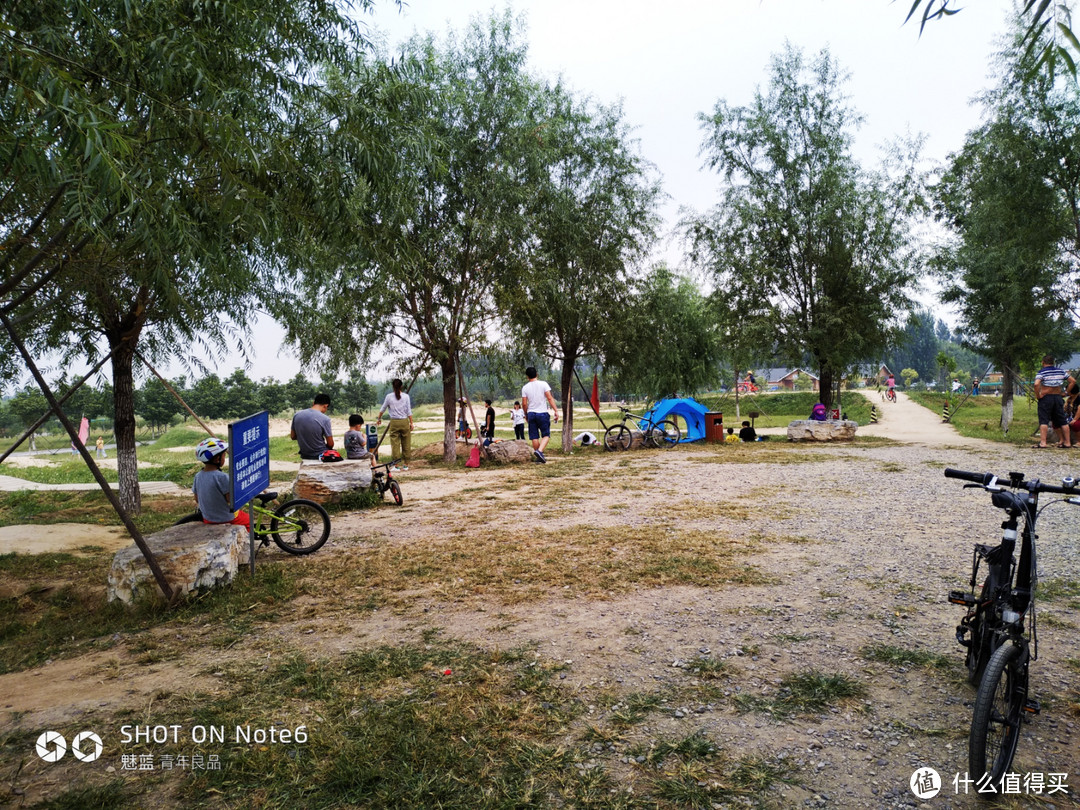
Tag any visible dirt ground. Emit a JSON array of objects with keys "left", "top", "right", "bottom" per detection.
[{"left": 2, "top": 394, "right": 1078, "bottom": 808}]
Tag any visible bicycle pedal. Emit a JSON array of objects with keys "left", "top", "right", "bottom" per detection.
[
  {"left": 948, "top": 590, "right": 977, "bottom": 606},
  {"left": 1023, "top": 699, "right": 1040, "bottom": 715}
]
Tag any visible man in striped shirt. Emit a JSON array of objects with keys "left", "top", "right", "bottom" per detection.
[{"left": 1034, "top": 355, "right": 1076, "bottom": 448}]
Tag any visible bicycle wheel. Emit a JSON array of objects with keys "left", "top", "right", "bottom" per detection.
[
  {"left": 389, "top": 479, "right": 403, "bottom": 506},
  {"left": 970, "top": 642, "right": 1027, "bottom": 789},
  {"left": 966, "top": 578, "right": 997, "bottom": 686},
  {"left": 270, "top": 499, "right": 330, "bottom": 555},
  {"left": 650, "top": 419, "right": 681, "bottom": 449},
  {"left": 604, "top": 424, "right": 632, "bottom": 451}
]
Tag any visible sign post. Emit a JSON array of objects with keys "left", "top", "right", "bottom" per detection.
[{"left": 228, "top": 411, "right": 271, "bottom": 576}]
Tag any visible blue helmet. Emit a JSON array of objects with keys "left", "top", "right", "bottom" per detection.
[{"left": 195, "top": 437, "right": 228, "bottom": 463}]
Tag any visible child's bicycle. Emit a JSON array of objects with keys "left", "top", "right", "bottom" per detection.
[
  {"left": 943, "top": 468, "right": 1080, "bottom": 789},
  {"left": 371, "top": 460, "right": 403, "bottom": 505},
  {"left": 174, "top": 492, "right": 331, "bottom": 555}
]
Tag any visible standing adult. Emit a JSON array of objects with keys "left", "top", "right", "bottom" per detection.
[
  {"left": 95, "top": 436, "right": 107, "bottom": 458},
  {"left": 483, "top": 399, "right": 496, "bottom": 441},
  {"left": 972, "top": 377, "right": 981, "bottom": 396},
  {"left": 1034, "top": 355, "right": 1075, "bottom": 448},
  {"left": 377, "top": 378, "right": 414, "bottom": 471},
  {"left": 521, "top": 366, "right": 559, "bottom": 463},
  {"left": 291, "top": 393, "right": 334, "bottom": 460}
]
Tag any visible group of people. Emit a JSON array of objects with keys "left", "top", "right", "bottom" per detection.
[
  {"left": 1035, "top": 355, "right": 1076, "bottom": 449},
  {"left": 454, "top": 367, "right": 560, "bottom": 462},
  {"left": 724, "top": 421, "right": 761, "bottom": 442},
  {"left": 290, "top": 379, "right": 415, "bottom": 470}
]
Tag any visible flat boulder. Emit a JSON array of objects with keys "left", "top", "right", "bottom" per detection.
[
  {"left": 484, "top": 439, "right": 538, "bottom": 463},
  {"left": 787, "top": 419, "right": 858, "bottom": 442},
  {"left": 292, "top": 460, "right": 373, "bottom": 504},
  {"left": 108, "top": 523, "right": 249, "bottom": 605}
]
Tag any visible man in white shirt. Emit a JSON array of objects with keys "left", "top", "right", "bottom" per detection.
[{"left": 521, "top": 366, "right": 559, "bottom": 463}]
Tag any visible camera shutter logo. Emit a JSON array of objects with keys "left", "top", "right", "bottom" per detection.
[
  {"left": 35, "top": 731, "right": 66, "bottom": 763},
  {"left": 72, "top": 731, "right": 103, "bottom": 762}
]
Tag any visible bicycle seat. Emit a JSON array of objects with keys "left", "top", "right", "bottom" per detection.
[{"left": 255, "top": 492, "right": 278, "bottom": 505}]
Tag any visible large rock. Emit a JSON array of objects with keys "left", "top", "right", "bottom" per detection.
[
  {"left": 484, "top": 439, "right": 538, "bottom": 463},
  {"left": 292, "top": 460, "right": 373, "bottom": 504},
  {"left": 108, "top": 523, "right": 249, "bottom": 605},
  {"left": 787, "top": 419, "right": 858, "bottom": 442}
]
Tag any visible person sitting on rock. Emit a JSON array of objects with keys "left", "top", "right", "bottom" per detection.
[
  {"left": 809, "top": 402, "right": 827, "bottom": 421},
  {"left": 192, "top": 438, "right": 250, "bottom": 528}
]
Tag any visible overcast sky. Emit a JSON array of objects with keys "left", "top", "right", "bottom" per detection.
[{"left": 158, "top": 1, "right": 1018, "bottom": 383}]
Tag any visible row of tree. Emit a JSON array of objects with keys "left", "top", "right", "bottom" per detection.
[{"left": 3, "top": 3, "right": 1075, "bottom": 515}]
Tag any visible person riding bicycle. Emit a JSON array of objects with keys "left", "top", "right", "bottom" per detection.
[
  {"left": 192, "top": 438, "right": 250, "bottom": 528},
  {"left": 886, "top": 373, "right": 895, "bottom": 394}
]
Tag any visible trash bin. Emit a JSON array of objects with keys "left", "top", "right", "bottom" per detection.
[{"left": 704, "top": 412, "right": 724, "bottom": 443}]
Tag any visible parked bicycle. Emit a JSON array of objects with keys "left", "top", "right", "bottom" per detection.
[
  {"left": 371, "top": 460, "right": 403, "bottom": 505},
  {"left": 174, "top": 492, "right": 331, "bottom": 555},
  {"left": 603, "top": 406, "right": 681, "bottom": 451},
  {"left": 944, "top": 467, "right": 1079, "bottom": 789}
]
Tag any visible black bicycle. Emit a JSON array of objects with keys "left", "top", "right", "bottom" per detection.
[
  {"left": 944, "top": 468, "right": 1079, "bottom": 789},
  {"left": 371, "top": 460, "right": 403, "bottom": 505},
  {"left": 174, "top": 492, "right": 331, "bottom": 555}
]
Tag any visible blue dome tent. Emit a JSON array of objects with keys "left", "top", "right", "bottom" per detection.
[{"left": 641, "top": 397, "right": 708, "bottom": 443}]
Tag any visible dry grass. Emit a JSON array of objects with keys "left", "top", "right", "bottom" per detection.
[{"left": 321, "top": 523, "right": 772, "bottom": 607}]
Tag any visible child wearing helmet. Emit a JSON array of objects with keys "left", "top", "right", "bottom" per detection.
[{"left": 192, "top": 438, "right": 250, "bottom": 528}]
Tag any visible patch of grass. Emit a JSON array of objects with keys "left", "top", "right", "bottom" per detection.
[
  {"left": 907, "top": 391, "right": 1036, "bottom": 446},
  {"left": 688, "top": 655, "right": 735, "bottom": 679},
  {"left": 879, "top": 461, "right": 904, "bottom": 472},
  {"left": 648, "top": 754, "right": 792, "bottom": 806},
  {"left": 0, "top": 556, "right": 303, "bottom": 674},
  {"left": 1039, "top": 577, "right": 1080, "bottom": 601},
  {"left": 1039, "top": 613, "right": 1076, "bottom": 629},
  {"left": 27, "top": 779, "right": 135, "bottom": 809},
  {"left": 609, "top": 692, "right": 665, "bottom": 727},
  {"left": 626, "top": 730, "right": 719, "bottom": 766},
  {"left": 734, "top": 670, "right": 866, "bottom": 719},
  {"left": 0, "top": 489, "right": 197, "bottom": 533},
  {"left": 774, "top": 632, "right": 813, "bottom": 644},
  {"left": 322, "top": 523, "right": 772, "bottom": 606},
  {"left": 860, "top": 643, "right": 954, "bottom": 670}
]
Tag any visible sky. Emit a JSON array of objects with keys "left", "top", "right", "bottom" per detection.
[{"left": 61, "top": 1, "right": 1019, "bottom": 387}]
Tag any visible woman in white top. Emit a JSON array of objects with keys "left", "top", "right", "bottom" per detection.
[{"left": 376, "top": 379, "right": 414, "bottom": 470}]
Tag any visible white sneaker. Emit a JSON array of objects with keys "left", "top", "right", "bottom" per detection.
[{"left": 389, "top": 465, "right": 400, "bottom": 472}]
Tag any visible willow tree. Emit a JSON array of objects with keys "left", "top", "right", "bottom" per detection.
[
  {"left": 280, "top": 13, "right": 541, "bottom": 461},
  {"left": 1, "top": 0, "right": 377, "bottom": 511},
  {"left": 500, "top": 83, "right": 661, "bottom": 452},
  {"left": 689, "top": 44, "right": 921, "bottom": 410}
]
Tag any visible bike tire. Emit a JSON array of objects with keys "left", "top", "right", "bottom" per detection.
[
  {"left": 969, "top": 642, "right": 1027, "bottom": 789},
  {"left": 389, "top": 479, "right": 403, "bottom": 506},
  {"left": 270, "top": 499, "right": 330, "bottom": 555},
  {"left": 651, "top": 419, "right": 681, "bottom": 449},
  {"left": 966, "top": 577, "right": 997, "bottom": 687},
  {"left": 604, "top": 424, "right": 632, "bottom": 451},
  {"left": 172, "top": 511, "right": 203, "bottom": 526}
]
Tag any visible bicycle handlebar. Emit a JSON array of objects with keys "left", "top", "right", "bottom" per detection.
[{"left": 944, "top": 467, "right": 1080, "bottom": 495}]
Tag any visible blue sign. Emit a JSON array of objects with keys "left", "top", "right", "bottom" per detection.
[{"left": 228, "top": 411, "right": 271, "bottom": 511}]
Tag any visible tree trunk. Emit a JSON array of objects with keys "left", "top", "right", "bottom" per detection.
[
  {"left": 110, "top": 338, "right": 141, "bottom": 515},
  {"left": 560, "top": 359, "right": 574, "bottom": 454},
  {"left": 1000, "top": 363, "right": 1016, "bottom": 433},
  {"left": 818, "top": 368, "right": 834, "bottom": 410},
  {"left": 440, "top": 356, "right": 458, "bottom": 463}
]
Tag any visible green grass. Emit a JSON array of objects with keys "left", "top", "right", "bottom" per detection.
[
  {"left": 696, "top": 390, "right": 873, "bottom": 426},
  {"left": 734, "top": 670, "right": 866, "bottom": 719},
  {"left": 0, "top": 491, "right": 196, "bottom": 532},
  {"left": 860, "top": 643, "right": 954, "bottom": 670},
  {"left": 907, "top": 391, "right": 1038, "bottom": 446}
]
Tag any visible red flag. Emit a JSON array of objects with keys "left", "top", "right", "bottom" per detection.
[{"left": 590, "top": 374, "right": 600, "bottom": 416}]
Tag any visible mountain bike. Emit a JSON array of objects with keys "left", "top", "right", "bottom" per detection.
[
  {"left": 944, "top": 467, "right": 1080, "bottom": 789},
  {"left": 371, "top": 460, "right": 403, "bottom": 505},
  {"left": 603, "top": 406, "right": 681, "bottom": 450},
  {"left": 174, "top": 492, "right": 331, "bottom": 555}
]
